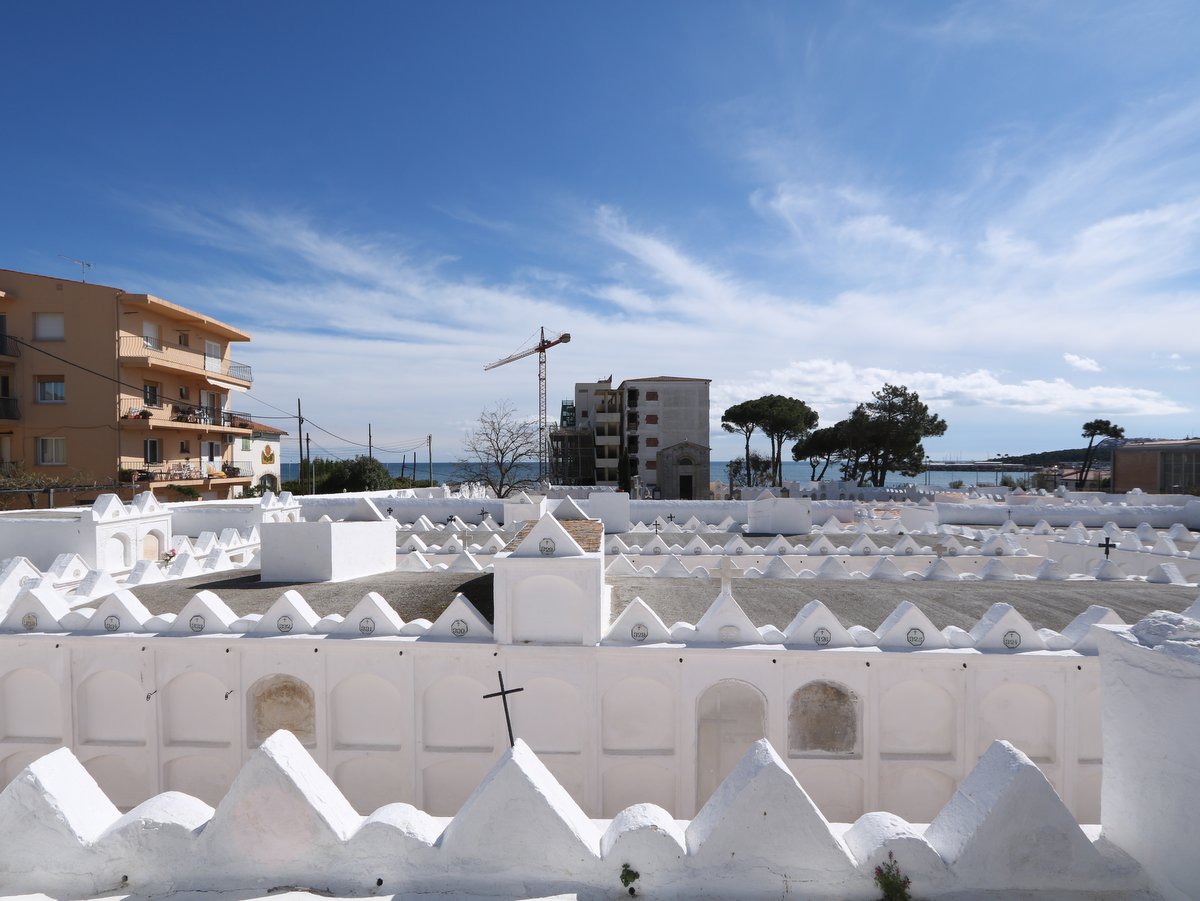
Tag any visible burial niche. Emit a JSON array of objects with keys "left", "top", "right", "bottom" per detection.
[
  {"left": 249, "top": 673, "right": 315, "bottom": 747},
  {"left": 788, "top": 680, "right": 860, "bottom": 757},
  {"left": 696, "top": 679, "right": 767, "bottom": 810}
]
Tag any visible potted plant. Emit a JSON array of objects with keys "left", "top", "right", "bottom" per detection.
[
  {"left": 225, "top": 465, "right": 240, "bottom": 477},
  {"left": 138, "top": 409, "right": 152, "bottom": 419}
]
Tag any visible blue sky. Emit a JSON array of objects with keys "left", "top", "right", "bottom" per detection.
[{"left": 4, "top": 1, "right": 1199, "bottom": 464}]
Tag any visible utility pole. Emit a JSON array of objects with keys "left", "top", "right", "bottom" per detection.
[
  {"left": 368, "top": 423, "right": 373, "bottom": 460},
  {"left": 296, "top": 399, "right": 305, "bottom": 494},
  {"left": 428, "top": 434, "right": 433, "bottom": 485},
  {"left": 307, "top": 433, "right": 314, "bottom": 494}
]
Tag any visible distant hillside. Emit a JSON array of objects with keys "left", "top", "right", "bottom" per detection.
[{"left": 1001, "top": 437, "right": 1154, "bottom": 467}]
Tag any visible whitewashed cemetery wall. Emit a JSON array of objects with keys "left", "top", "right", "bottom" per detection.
[{"left": 0, "top": 629, "right": 1103, "bottom": 824}]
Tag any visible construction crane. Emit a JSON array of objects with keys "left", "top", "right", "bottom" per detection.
[{"left": 484, "top": 327, "right": 571, "bottom": 480}]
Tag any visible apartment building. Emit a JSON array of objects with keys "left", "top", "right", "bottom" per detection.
[
  {"left": 552, "top": 375, "right": 710, "bottom": 499},
  {"left": 0, "top": 269, "right": 254, "bottom": 500},
  {"left": 1112, "top": 438, "right": 1200, "bottom": 494}
]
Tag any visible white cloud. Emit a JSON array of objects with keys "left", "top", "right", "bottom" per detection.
[{"left": 1063, "top": 353, "right": 1101, "bottom": 373}]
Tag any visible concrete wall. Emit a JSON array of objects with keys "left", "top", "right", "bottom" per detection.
[{"left": 0, "top": 629, "right": 1103, "bottom": 825}]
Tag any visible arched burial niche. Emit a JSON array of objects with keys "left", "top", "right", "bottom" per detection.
[
  {"left": 141, "top": 529, "right": 166, "bottom": 561},
  {"left": 696, "top": 679, "right": 767, "bottom": 811},
  {"left": 248, "top": 673, "right": 316, "bottom": 748},
  {"left": 788, "top": 680, "right": 860, "bottom": 758}
]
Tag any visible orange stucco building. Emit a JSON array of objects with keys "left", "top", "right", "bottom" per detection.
[{"left": 0, "top": 268, "right": 255, "bottom": 499}]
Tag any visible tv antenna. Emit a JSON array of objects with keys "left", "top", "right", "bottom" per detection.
[{"left": 59, "top": 256, "right": 94, "bottom": 282}]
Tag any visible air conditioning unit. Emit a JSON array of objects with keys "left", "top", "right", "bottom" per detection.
[{"left": 223, "top": 434, "right": 234, "bottom": 444}]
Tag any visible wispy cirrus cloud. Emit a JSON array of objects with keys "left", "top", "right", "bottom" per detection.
[{"left": 1063, "top": 353, "right": 1101, "bottom": 373}]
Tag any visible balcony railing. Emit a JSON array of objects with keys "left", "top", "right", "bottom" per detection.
[
  {"left": 120, "top": 398, "right": 252, "bottom": 430},
  {"left": 0, "top": 335, "right": 21, "bottom": 358},
  {"left": 118, "top": 335, "right": 253, "bottom": 384},
  {"left": 0, "top": 397, "right": 19, "bottom": 420}
]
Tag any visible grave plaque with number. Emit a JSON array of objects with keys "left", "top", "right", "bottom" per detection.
[
  {"left": 359, "top": 617, "right": 376, "bottom": 636},
  {"left": 1003, "top": 630, "right": 1022, "bottom": 649},
  {"left": 630, "top": 623, "right": 649, "bottom": 642},
  {"left": 906, "top": 627, "right": 925, "bottom": 647},
  {"left": 277, "top": 615, "right": 294, "bottom": 634},
  {"left": 104, "top": 615, "right": 120, "bottom": 632},
  {"left": 189, "top": 614, "right": 205, "bottom": 633},
  {"left": 814, "top": 627, "right": 832, "bottom": 646},
  {"left": 450, "top": 618, "right": 469, "bottom": 638}
]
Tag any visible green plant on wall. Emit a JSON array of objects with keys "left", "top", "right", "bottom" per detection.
[
  {"left": 874, "top": 850, "right": 911, "bottom": 901},
  {"left": 619, "top": 862, "right": 640, "bottom": 896}
]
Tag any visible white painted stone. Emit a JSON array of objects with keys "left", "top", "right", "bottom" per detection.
[
  {"left": 336, "top": 592, "right": 406, "bottom": 637},
  {"left": 0, "top": 583, "right": 71, "bottom": 632},
  {"left": 843, "top": 811, "right": 946, "bottom": 884},
  {"left": 866, "top": 556, "right": 907, "bottom": 581},
  {"left": 85, "top": 590, "right": 153, "bottom": 633},
  {"left": 685, "top": 739, "right": 856, "bottom": 890},
  {"left": 876, "top": 602, "right": 949, "bottom": 651},
  {"left": 169, "top": 590, "right": 240, "bottom": 634},
  {"left": 925, "top": 740, "right": 1106, "bottom": 891},
  {"left": 784, "top": 599, "right": 855, "bottom": 649},
  {"left": 0, "top": 747, "right": 120, "bottom": 894},
  {"left": 605, "top": 596, "right": 672, "bottom": 644},
  {"left": 202, "top": 730, "right": 362, "bottom": 888},
  {"left": 425, "top": 593, "right": 492, "bottom": 642},
  {"left": 439, "top": 739, "right": 600, "bottom": 887},
  {"left": 969, "top": 603, "right": 1046, "bottom": 652},
  {"left": 694, "top": 589, "right": 760, "bottom": 644},
  {"left": 252, "top": 590, "right": 321, "bottom": 636}
]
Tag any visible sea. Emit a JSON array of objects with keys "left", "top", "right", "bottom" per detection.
[{"left": 280, "top": 461, "right": 1036, "bottom": 490}]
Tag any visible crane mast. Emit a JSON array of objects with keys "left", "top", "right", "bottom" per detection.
[{"left": 484, "top": 327, "right": 572, "bottom": 480}]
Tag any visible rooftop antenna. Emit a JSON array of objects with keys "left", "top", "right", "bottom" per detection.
[{"left": 59, "top": 256, "right": 93, "bottom": 282}]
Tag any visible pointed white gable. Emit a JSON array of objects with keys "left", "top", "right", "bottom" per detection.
[
  {"left": 166, "top": 552, "right": 204, "bottom": 578},
  {"left": 1147, "top": 563, "right": 1188, "bottom": 585},
  {"left": 849, "top": 534, "right": 879, "bottom": 555},
  {"left": 925, "top": 740, "right": 1103, "bottom": 890},
  {"left": 123, "top": 560, "right": 166, "bottom": 586},
  {"left": 85, "top": 590, "right": 153, "bottom": 633},
  {"left": 439, "top": 740, "right": 600, "bottom": 870},
  {"left": 866, "top": 556, "right": 908, "bottom": 581},
  {"left": 722, "top": 535, "right": 754, "bottom": 556},
  {"left": 876, "top": 601, "right": 949, "bottom": 650},
  {"left": 761, "top": 535, "right": 793, "bottom": 555},
  {"left": 606, "top": 535, "right": 630, "bottom": 555},
  {"left": 337, "top": 591, "right": 406, "bottom": 637},
  {"left": 694, "top": 590, "right": 760, "bottom": 644},
  {"left": 89, "top": 493, "right": 127, "bottom": 521},
  {"left": 129, "top": 491, "right": 163, "bottom": 514},
  {"left": 551, "top": 495, "right": 589, "bottom": 520},
  {"left": 1033, "top": 558, "right": 1071, "bottom": 581},
  {"left": 426, "top": 593, "right": 493, "bottom": 641},
  {"left": 891, "top": 535, "right": 925, "bottom": 556},
  {"left": 168, "top": 590, "right": 239, "bottom": 634},
  {"left": 654, "top": 554, "right": 694, "bottom": 578},
  {"left": 203, "top": 730, "right": 362, "bottom": 881},
  {"left": 70, "top": 569, "right": 123, "bottom": 603},
  {"left": 511, "top": 513, "right": 586, "bottom": 558},
  {"left": 758, "top": 556, "right": 798, "bottom": 579},
  {"left": 681, "top": 535, "right": 712, "bottom": 555},
  {"left": 978, "top": 558, "right": 1018, "bottom": 581},
  {"left": 1059, "top": 605, "right": 1124, "bottom": 653},
  {"left": 605, "top": 554, "right": 641, "bottom": 577},
  {"left": 1, "top": 584, "right": 71, "bottom": 633},
  {"left": 783, "top": 599, "right": 855, "bottom": 649},
  {"left": 639, "top": 534, "right": 674, "bottom": 556},
  {"left": 396, "top": 551, "right": 433, "bottom": 572},
  {"left": 685, "top": 740, "right": 854, "bottom": 881},
  {"left": 814, "top": 556, "right": 855, "bottom": 580},
  {"left": 443, "top": 551, "right": 485, "bottom": 574},
  {"left": 438, "top": 534, "right": 468, "bottom": 554},
  {"left": 46, "top": 553, "right": 88, "bottom": 586},
  {"left": 969, "top": 603, "right": 1046, "bottom": 651},
  {"left": 1089, "top": 559, "right": 1130, "bottom": 581},
  {"left": 919, "top": 558, "right": 961, "bottom": 581},
  {"left": 605, "top": 596, "right": 672, "bottom": 644},
  {"left": 253, "top": 589, "right": 320, "bottom": 635}
]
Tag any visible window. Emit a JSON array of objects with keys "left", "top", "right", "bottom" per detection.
[
  {"left": 33, "top": 313, "right": 65, "bottom": 341},
  {"left": 646, "top": 461, "right": 657, "bottom": 470},
  {"left": 35, "top": 376, "right": 65, "bottom": 403},
  {"left": 204, "top": 339, "right": 221, "bottom": 373},
  {"left": 180, "top": 440, "right": 191, "bottom": 454},
  {"left": 645, "top": 414, "right": 659, "bottom": 424},
  {"left": 143, "top": 382, "right": 161, "bottom": 407},
  {"left": 142, "top": 322, "right": 160, "bottom": 350},
  {"left": 36, "top": 437, "right": 65, "bottom": 465},
  {"left": 241, "top": 438, "right": 252, "bottom": 451},
  {"left": 143, "top": 438, "right": 161, "bottom": 465},
  {"left": 178, "top": 332, "right": 190, "bottom": 347},
  {"left": 178, "top": 385, "right": 190, "bottom": 399},
  {"left": 646, "top": 437, "right": 659, "bottom": 447},
  {"left": 646, "top": 390, "right": 658, "bottom": 401}
]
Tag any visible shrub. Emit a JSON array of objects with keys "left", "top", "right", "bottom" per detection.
[{"left": 874, "top": 850, "right": 911, "bottom": 901}]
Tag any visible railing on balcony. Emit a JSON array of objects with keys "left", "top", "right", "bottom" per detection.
[
  {"left": 119, "top": 398, "right": 253, "bottom": 430},
  {"left": 118, "top": 335, "right": 253, "bottom": 384},
  {"left": 0, "top": 397, "right": 19, "bottom": 420},
  {"left": 0, "top": 335, "right": 22, "bottom": 358}
]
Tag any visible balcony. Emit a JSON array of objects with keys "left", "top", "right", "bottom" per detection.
[
  {"left": 0, "top": 335, "right": 21, "bottom": 358},
  {"left": 118, "top": 335, "right": 252, "bottom": 386},
  {"left": 120, "top": 399, "right": 252, "bottom": 434},
  {"left": 0, "top": 397, "right": 18, "bottom": 420}
]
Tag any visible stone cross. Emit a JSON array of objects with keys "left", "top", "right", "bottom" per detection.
[
  {"left": 666, "top": 513, "right": 676, "bottom": 523},
  {"left": 1098, "top": 536, "right": 1116, "bottom": 560},
  {"left": 483, "top": 670, "right": 524, "bottom": 748},
  {"left": 715, "top": 555, "right": 740, "bottom": 595}
]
